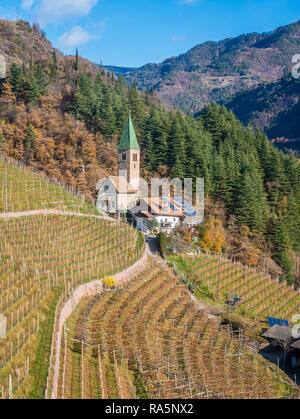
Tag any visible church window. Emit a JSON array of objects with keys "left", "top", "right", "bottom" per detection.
[
  {"left": 122, "top": 153, "right": 126, "bottom": 161},
  {"left": 133, "top": 154, "right": 138, "bottom": 162}
]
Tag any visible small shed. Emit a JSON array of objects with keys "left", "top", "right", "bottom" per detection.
[
  {"left": 261, "top": 325, "right": 294, "bottom": 347},
  {"left": 261, "top": 325, "right": 300, "bottom": 369},
  {"left": 290, "top": 340, "right": 300, "bottom": 368}
]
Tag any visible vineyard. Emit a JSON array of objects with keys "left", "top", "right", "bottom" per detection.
[
  {"left": 0, "top": 159, "right": 141, "bottom": 399},
  {"left": 168, "top": 254, "right": 300, "bottom": 324},
  {"left": 0, "top": 158, "right": 95, "bottom": 214},
  {"left": 57, "top": 259, "right": 297, "bottom": 399},
  {"left": 0, "top": 157, "right": 299, "bottom": 400}
]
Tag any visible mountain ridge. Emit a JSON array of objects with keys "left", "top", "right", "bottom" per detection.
[{"left": 121, "top": 19, "right": 300, "bottom": 151}]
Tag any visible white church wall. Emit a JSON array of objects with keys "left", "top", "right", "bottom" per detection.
[{"left": 0, "top": 54, "right": 6, "bottom": 79}]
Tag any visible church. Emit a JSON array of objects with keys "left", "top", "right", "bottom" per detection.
[
  {"left": 96, "top": 116, "right": 141, "bottom": 214},
  {"left": 96, "top": 116, "right": 202, "bottom": 230}
]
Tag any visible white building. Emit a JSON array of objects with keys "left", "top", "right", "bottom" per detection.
[
  {"left": 96, "top": 116, "right": 202, "bottom": 230},
  {"left": 96, "top": 176, "right": 138, "bottom": 214},
  {"left": 133, "top": 197, "right": 189, "bottom": 233},
  {"left": 96, "top": 116, "right": 140, "bottom": 214},
  {"left": 0, "top": 54, "right": 6, "bottom": 79}
]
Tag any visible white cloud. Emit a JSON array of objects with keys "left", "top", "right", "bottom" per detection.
[
  {"left": 58, "top": 26, "right": 94, "bottom": 50},
  {"left": 176, "top": 0, "right": 201, "bottom": 5},
  {"left": 57, "top": 18, "right": 107, "bottom": 52},
  {"left": 36, "top": 0, "right": 99, "bottom": 25},
  {"left": 21, "top": 0, "right": 36, "bottom": 9},
  {"left": 171, "top": 35, "right": 187, "bottom": 42}
]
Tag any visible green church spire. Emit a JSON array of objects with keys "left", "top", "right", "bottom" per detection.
[{"left": 118, "top": 116, "right": 140, "bottom": 151}]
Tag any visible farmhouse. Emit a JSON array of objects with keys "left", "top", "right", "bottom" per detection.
[
  {"left": 133, "top": 197, "right": 184, "bottom": 233},
  {"left": 132, "top": 196, "right": 201, "bottom": 233}
]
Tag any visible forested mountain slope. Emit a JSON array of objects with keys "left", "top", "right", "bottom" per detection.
[
  {"left": 122, "top": 20, "right": 300, "bottom": 152},
  {"left": 0, "top": 18, "right": 299, "bottom": 282},
  {"left": 124, "top": 20, "right": 300, "bottom": 112},
  {"left": 225, "top": 76, "right": 300, "bottom": 154}
]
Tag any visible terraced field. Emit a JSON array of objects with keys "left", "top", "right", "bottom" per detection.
[
  {"left": 0, "top": 159, "right": 141, "bottom": 399},
  {"left": 1, "top": 157, "right": 299, "bottom": 400},
  {"left": 169, "top": 254, "right": 300, "bottom": 323},
  {"left": 58, "top": 259, "right": 297, "bottom": 399},
  {"left": 0, "top": 158, "right": 94, "bottom": 214}
]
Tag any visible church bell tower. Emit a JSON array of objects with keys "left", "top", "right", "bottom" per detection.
[{"left": 118, "top": 116, "right": 140, "bottom": 191}]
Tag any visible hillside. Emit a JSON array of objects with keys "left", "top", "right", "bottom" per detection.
[
  {"left": 104, "top": 65, "right": 137, "bottom": 76},
  {"left": 0, "top": 158, "right": 141, "bottom": 399},
  {"left": 54, "top": 259, "right": 297, "bottom": 399},
  {"left": 169, "top": 253, "right": 300, "bottom": 323},
  {"left": 123, "top": 20, "right": 300, "bottom": 150},
  {"left": 0, "top": 17, "right": 300, "bottom": 400},
  {"left": 0, "top": 17, "right": 299, "bottom": 283},
  {"left": 125, "top": 20, "right": 300, "bottom": 110},
  {"left": 0, "top": 20, "right": 55, "bottom": 68},
  {"left": 0, "top": 19, "right": 101, "bottom": 83},
  {"left": 225, "top": 76, "right": 300, "bottom": 154}
]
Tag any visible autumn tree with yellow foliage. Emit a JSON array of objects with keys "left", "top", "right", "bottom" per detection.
[
  {"left": 201, "top": 216, "right": 226, "bottom": 254},
  {"left": 102, "top": 276, "right": 116, "bottom": 289}
]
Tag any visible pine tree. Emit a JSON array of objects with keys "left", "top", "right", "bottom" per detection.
[
  {"left": 73, "top": 73, "right": 95, "bottom": 120},
  {"left": 167, "top": 114, "right": 186, "bottom": 174},
  {"left": 24, "top": 74, "right": 40, "bottom": 103},
  {"left": 75, "top": 48, "right": 79, "bottom": 72},
  {"left": 50, "top": 50, "right": 58, "bottom": 81},
  {"left": 100, "top": 85, "right": 116, "bottom": 137},
  {"left": 271, "top": 213, "right": 293, "bottom": 280},
  {"left": 235, "top": 167, "right": 268, "bottom": 234},
  {"left": 34, "top": 64, "right": 48, "bottom": 96},
  {"left": 9, "top": 63, "right": 26, "bottom": 97},
  {"left": 171, "top": 153, "right": 184, "bottom": 179},
  {"left": 0, "top": 131, "right": 6, "bottom": 153},
  {"left": 212, "top": 154, "right": 228, "bottom": 202},
  {"left": 142, "top": 132, "right": 155, "bottom": 172},
  {"left": 24, "top": 123, "right": 35, "bottom": 149},
  {"left": 129, "top": 81, "right": 146, "bottom": 129}
]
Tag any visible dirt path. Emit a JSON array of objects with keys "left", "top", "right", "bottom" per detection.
[{"left": 0, "top": 209, "right": 112, "bottom": 221}]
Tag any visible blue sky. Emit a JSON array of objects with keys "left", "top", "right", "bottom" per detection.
[{"left": 0, "top": 0, "right": 300, "bottom": 67}]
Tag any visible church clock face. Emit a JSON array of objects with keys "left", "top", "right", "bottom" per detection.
[{"left": 0, "top": 54, "right": 6, "bottom": 79}]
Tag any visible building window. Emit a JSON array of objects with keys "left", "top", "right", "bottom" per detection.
[
  {"left": 104, "top": 185, "right": 109, "bottom": 192},
  {"left": 122, "top": 153, "right": 126, "bottom": 161},
  {"left": 133, "top": 153, "right": 138, "bottom": 162}
]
